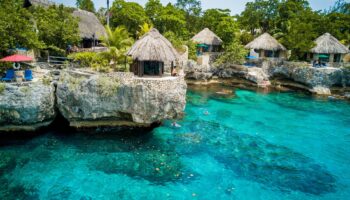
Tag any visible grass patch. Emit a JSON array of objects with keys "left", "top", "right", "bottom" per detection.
[
  {"left": 0, "top": 83, "right": 5, "bottom": 94},
  {"left": 42, "top": 76, "right": 52, "bottom": 85}
]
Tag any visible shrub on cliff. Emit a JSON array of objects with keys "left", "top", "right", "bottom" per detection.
[
  {"left": 215, "top": 40, "right": 248, "bottom": 65},
  {"left": 68, "top": 52, "right": 127, "bottom": 73},
  {"left": 96, "top": 76, "right": 120, "bottom": 97},
  {"left": 68, "top": 52, "right": 97, "bottom": 68},
  {"left": 0, "top": 83, "right": 5, "bottom": 94}
]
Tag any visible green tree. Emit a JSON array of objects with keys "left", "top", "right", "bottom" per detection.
[
  {"left": 175, "top": 0, "right": 201, "bottom": 16},
  {"left": 276, "top": 0, "right": 321, "bottom": 59},
  {"left": 110, "top": 0, "right": 150, "bottom": 38},
  {"left": 201, "top": 9, "right": 239, "bottom": 44},
  {"left": 76, "top": 0, "right": 95, "bottom": 13},
  {"left": 175, "top": 0, "right": 202, "bottom": 35},
  {"left": 215, "top": 40, "right": 249, "bottom": 65},
  {"left": 32, "top": 5, "right": 80, "bottom": 52},
  {"left": 279, "top": 15, "right": 317, "bottom": 60},
  {"left": 145, "top": 0, "right": 162, "bottom": 22},
  {"left": 322, "top": 0, "right": 350, "bottom": 45},
  {"left": 202, "top": 9, "right": 231, "bottom": 31},
  {"left": 155, "top": 4, "right": 188, "bottom": 37},
  {"left": 0, "top": 0, "right": 43, "bottom": 55},
  {"left": 239, "top": 0, "right": 279, "bottom": 34}
]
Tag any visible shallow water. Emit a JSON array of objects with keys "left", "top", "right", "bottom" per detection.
[{"left": 1, "top": 85, "right": 350, "bottom": 200}]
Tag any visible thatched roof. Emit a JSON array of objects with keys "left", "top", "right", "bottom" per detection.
[
  {"left": 191, "top": 28, "right": 223, "bottom": 45},
  {"left": 24, "top": 0, "right": 54, "bottom": 7},
  {"left": 127, "top": 28, "right": 179, "bottom": 62},
  {"left": 310, "top": 33, "right": 349, "bottom": 54},
  {"left": 245, "top": 33, "right": 286, "bottom": 51},
  {"left": 72, "top": 9, "right": 107, "bottom": 40}
]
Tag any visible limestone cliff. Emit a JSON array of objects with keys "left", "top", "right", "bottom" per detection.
[
  {"left": 185, "top": 59, "right": 350, "bottom": 95},
  {"left": 56, "top": 71, "right": 187, "bottom": 128},
  {"left": 262, "top": 61, "right": 347, "bottom": 94},
  {"left": 0, "top": 82, "right": 56, "bottom": 132}
]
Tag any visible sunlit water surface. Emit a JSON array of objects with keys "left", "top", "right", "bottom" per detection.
[{"left": 1, "top": 85, "right": 350, "bottom": 200}]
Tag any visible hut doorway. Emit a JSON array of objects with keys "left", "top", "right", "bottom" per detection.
[
  {"left": 141, "top": 61, "right": 164, "bottom": 76},
  {"left": 334, "top": 54, "right": 342, "bottom": 62}
]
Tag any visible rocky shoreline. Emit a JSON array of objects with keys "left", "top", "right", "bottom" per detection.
[
  {"left": 0, "top": 70, "right": 187, "bottom": 132},
  {"left": 185, "top": 60, "right": 350, "bottom": 97},
  {"left": 1, "top": 60, "right": 350, "bottom": 133}
]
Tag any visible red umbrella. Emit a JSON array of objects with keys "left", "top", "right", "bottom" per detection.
[{"left": 0, "top": 54, "right": 33, "bottom": 62}]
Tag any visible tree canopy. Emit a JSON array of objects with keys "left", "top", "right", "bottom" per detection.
[
  {"left": 0, "top": 0, "right": 348, "bottom": 61},
  {"left": 0, "top": 0, "right": 43, "bottom": 55},
  {"left": 32, "top": 5, "right": 80, "bottom": 52},
  {"left": 76, "top": 0, "right": 95, "bottom": 13},
  {"left": 110, "top": 0, "right": 150, "bottom": 38}
]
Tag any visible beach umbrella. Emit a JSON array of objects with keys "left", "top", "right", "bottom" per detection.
[
  {"left": 1, "top": 54, "right": 33, "bottom": 70},
  {"left": 0, "top": 54, "right": 33, "bottom": 62}
]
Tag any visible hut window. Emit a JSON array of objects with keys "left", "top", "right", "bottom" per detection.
[
  {"left": 144, "top": 61, "right": 162, "bottom": 76},
  {"left": 264, "top": 50, "right": 279, "bottom": 58}
]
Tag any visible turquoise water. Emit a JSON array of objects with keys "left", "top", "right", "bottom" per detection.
[{"left": 1, "top": 85, "right": 350, "bottom": 200}]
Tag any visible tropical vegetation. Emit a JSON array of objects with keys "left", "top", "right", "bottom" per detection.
[{"left": 0, "top": 0, "right": 349, "bottom": 65}]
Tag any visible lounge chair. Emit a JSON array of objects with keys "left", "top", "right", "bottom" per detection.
[
  {"left": 24, "top": 69, "right": 33, "bottom": 81},
  {"left": 1, "top": 69, "right": 15, "bottom": 81}
]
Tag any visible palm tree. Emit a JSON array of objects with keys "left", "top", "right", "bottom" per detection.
[
  {"left": 137, "top": 23, "right": 153, "bottom": 39},
  {"left": 100, "top": 26, "right": 134, "bottom": 67}
]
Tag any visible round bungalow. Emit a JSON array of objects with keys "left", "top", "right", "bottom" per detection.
[
  {"left": 191, "top": 28, "right": 223, "bottom": 54},
  {"left": 245, "top": 33, "right": 287, "bottom": 59},
  {"left": 309, "top": 33, "right": 349, "bottom": 63},
  {"left": 127, "top": 28, "right": 179, "bottom": 77}
]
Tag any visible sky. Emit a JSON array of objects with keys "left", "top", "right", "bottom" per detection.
[{"left": 55, "top": 0, "right": 349, "bottom": 14}]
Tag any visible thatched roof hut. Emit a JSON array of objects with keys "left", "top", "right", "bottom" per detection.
[
  {"left": 127, "top": 28, "right": 178, "bottom": 63},
  {"left": 127, "top": 28, "right": 178, "bottom": 77},
  {"left": 72, "top": 9, "right": 107, "bottom": 40},
  {"left": 192, "top": 28, "right": 223, "bottom": 46},
  {"left": 310, "top": 33, "right": 349, "bottom": 54},
  {"left": 24, "top": 0, "right": 54, "bottom": 7},
  {"left": 245, "top": 33, "right": 286, "bottom": 51}
]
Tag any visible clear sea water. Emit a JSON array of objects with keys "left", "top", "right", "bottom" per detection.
[{"left": 1, "top": 85, "right": 350, "bottom": 200}]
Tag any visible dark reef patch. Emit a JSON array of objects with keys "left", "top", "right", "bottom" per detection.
[{"left": 176, "top": 120, "right": 337, "bottom": 195}]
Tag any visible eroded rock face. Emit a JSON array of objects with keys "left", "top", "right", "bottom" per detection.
[
  {"left": 263, "top": 62, "right": 344, "bottom": 88},
  {"left": 186, "top": 61, "right": 270, "bottom": 86},
  {"left": 0, "top": 82, "right": 56, "bottom": 132},
  {"left": 262, "top": 61, "right": 347, "bottom": 94},
  {"left": 246, "top": 67, "right": 270, "bottom": 86},
  {"left": 185, "top": 60, "right": 213, "bottom": 80},
  {"left": 56, "top": 71, "right": 187, "bottom": 127}
]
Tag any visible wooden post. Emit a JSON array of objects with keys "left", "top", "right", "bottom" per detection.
[{"left": 171, "top": 61, "right": 174, "bottom": 76}]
